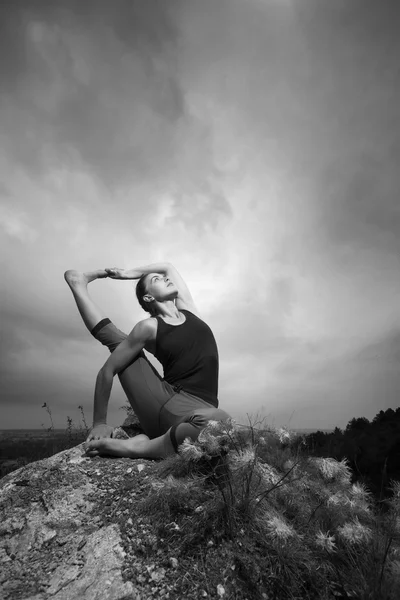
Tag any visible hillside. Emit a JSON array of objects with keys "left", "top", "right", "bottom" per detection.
[{"left": 0, "top": 421, "right": 399, "bottom": 600}]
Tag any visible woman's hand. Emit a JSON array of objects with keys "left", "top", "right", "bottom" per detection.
[
  {"left": 105, "top": 267, "right": 131, "bottom": 280},
  {"left": 86, "top": 424, "right": 115, "bottom": 442}
]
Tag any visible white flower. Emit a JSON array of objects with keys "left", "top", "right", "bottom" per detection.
[
  {"left": 351, "top": 482, "right": 370, "bottom": 499},
  {"left": 315, "top": 530, "right": 337, "bottom": 553},
  {"left": 336, "top": 517, "right": 373, "bottom": 545},
  {"left": 179, "top": 438, "right": 204, "bottom": 461},
  {"left": 312, "top": 457, "right": 352, "bottom": 482},
  {"left": 266, "top": 515, "right": 296, "bottom": 541},
  {"left": 230, "top": 449, "right": 256, "bottom": 469},
  {"left": 205, "top": 420, "right": 220, "bottom": 430},
  {"left": 197, "top": 429, "right": 221, "bottom": 454},
  {"left": 390, "top": 481, "right": 400, "bottom": 499},
  {"left": 327, "top": 491, "right": 350, "bottom": 507},
  {"left": 257, "top": 462, "right": 281, "bottom": 485},
  {"left": 276, "top": 427, "right": 292, "bottom": 444}
]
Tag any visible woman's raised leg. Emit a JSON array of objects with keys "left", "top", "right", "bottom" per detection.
[
  {"left": 64, "top": 268, "right": 170, "bottom": 439},
  {"left": 64, "top": 269, "right": 108, "bottom": 332}
]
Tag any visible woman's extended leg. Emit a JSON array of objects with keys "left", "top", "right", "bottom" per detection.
[
  {"left": 64, "top": 268, "right": 174, "bottom": 438},
  {"left": 64, "top": 269, "right": 108, "bottom": 331}
]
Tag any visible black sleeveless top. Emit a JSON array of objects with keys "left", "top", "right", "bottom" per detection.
[{"left": 154, "top": 309, "right": 219, "bottom": 407}]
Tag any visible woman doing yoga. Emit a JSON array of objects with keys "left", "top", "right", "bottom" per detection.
[{"left": 64, "top": 263, "right": 231, "bottom": 459}]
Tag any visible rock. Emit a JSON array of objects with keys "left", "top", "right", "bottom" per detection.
[{"left": 0, "top": 443, "right": 158, "bottom": 600}]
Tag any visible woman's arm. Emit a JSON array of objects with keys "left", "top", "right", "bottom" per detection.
[
  {"left": 87, "top": 319, "right": 153, "bottom": 440},
  {"left": 106, "top": 262, "right": 200, "bottom": 316},
  {"left": 106, "top": 263, "right": 170, "bottom": 280}
]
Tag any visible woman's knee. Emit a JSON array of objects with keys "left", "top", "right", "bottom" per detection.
[
  {"left": 91, "top": 319, "right": 127, "bottom": 352},
  {"left": 169, "top": 410, "right": 231, "bottom": 453}
]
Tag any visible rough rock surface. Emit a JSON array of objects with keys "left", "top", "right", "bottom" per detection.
[{"left": 0, "top": 429, "right": 174, "bottom": 600}]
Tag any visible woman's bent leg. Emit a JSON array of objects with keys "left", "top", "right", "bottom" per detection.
[
  {"left": 169, "top": 408, "right": 232, "bottom": 452},
  {"left": 90, "top": 318, "right": 174, "bottom": 439},
  {"left": 85, "top": 408, "right": 232, "bottom": 459}
]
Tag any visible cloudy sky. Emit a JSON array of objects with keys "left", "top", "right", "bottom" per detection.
[{"left": 1, "top": 0, "right": 399, "bottom": 432}]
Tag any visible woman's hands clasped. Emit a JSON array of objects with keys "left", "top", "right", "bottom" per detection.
[{"left": 105, "top": 267, "right": 131, "bottom": 279}]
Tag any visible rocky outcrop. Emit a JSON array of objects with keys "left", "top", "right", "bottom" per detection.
[{"left": 0, "top": 431, "right": 173, "bottom": 600}]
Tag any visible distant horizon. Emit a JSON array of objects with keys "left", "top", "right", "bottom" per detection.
[{"left": 0, "top": 426, "right": 335, "bottom": 433}]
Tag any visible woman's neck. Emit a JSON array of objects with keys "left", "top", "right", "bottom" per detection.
[{"left": 155, "top": 300, "right": 181, "bottom": 320}]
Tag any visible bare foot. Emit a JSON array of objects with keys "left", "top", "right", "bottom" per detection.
[
  {"left": 85, "top": 435, "right": 151, "bottom": 458},
  {"left": 64, "top": 269, "right": 108, "bottom": 289}
]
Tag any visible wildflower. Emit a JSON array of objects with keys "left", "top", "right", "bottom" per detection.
[
  {"left": 206, "top": 418, "right": 236, "bottom": 434},
  {"left": 351, "top": 482, "right": 370, "bottom": 500},
  {"left": 336, "top": 517, "right": 373, "bottom": 545},
  {"left": 312, "top": 457, "right": 352, "bottom": 483},
  {"left": 347, "top": 483, "right": 371, "bottom": 512},
  {"left": 179, "top": 438, "right": 204, "bottom": 461},
  {"left": 204, "top": 420, "right": 221, "bottom": 431},
  {"left": 257, "top": 462, "right": 281, "bottom": 485},
  {"left": 230, "top": 448, "right": 256, "bottom": 469},
  {"left": 276, "top": 427, "right": 291, "bottom": 444},
  {"left": 327, "top": 491, "right": 350, "bottom": 507},
  {"left": 315, "top": 530, "right": 337, "bottom": 553},
  {"left": 266, "top": 515, "right": 296, "bottom": 541},
  {"left": 389, "top": 481, "right": 400, "bottom": 501},
  {"left": 197, "top": 429, "right": 221, "bottom": 454}
]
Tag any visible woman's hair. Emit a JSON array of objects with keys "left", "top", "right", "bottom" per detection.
[{"left": 135, "top": 274, "right": 157, "bottom": 315}]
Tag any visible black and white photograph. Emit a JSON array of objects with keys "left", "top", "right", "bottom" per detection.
[{"left": 1, "top": 1, "right": 399, "bottom": 598}]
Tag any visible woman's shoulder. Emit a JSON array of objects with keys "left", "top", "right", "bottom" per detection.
[{"left": 136, "top": 316, "right": 158, "bottom": 339}]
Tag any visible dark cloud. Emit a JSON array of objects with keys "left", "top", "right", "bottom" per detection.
[
  {"left": 0, "top": 0, "right": 184, "bottom": 187},
  {"left": 356, "top": 329, "right": 400, "bottom": 366},
  {"left": 313, "top": 150, "right": 400, "bottom": 257}
]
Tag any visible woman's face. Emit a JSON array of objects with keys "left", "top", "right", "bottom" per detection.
[{"left": 145, "top": 273, "right": 177, "bottom": 301}]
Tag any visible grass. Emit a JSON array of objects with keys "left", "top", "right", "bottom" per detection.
[
  {"left": 2, "top": 407, "right": 399, "bottom": 598},
  {"left": 133, "top": 418, "right": 400, "bottom": 600}
]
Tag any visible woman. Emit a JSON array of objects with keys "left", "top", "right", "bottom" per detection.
[{"left": 64, "top": 263, "right": 231, "bottom": 459}]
